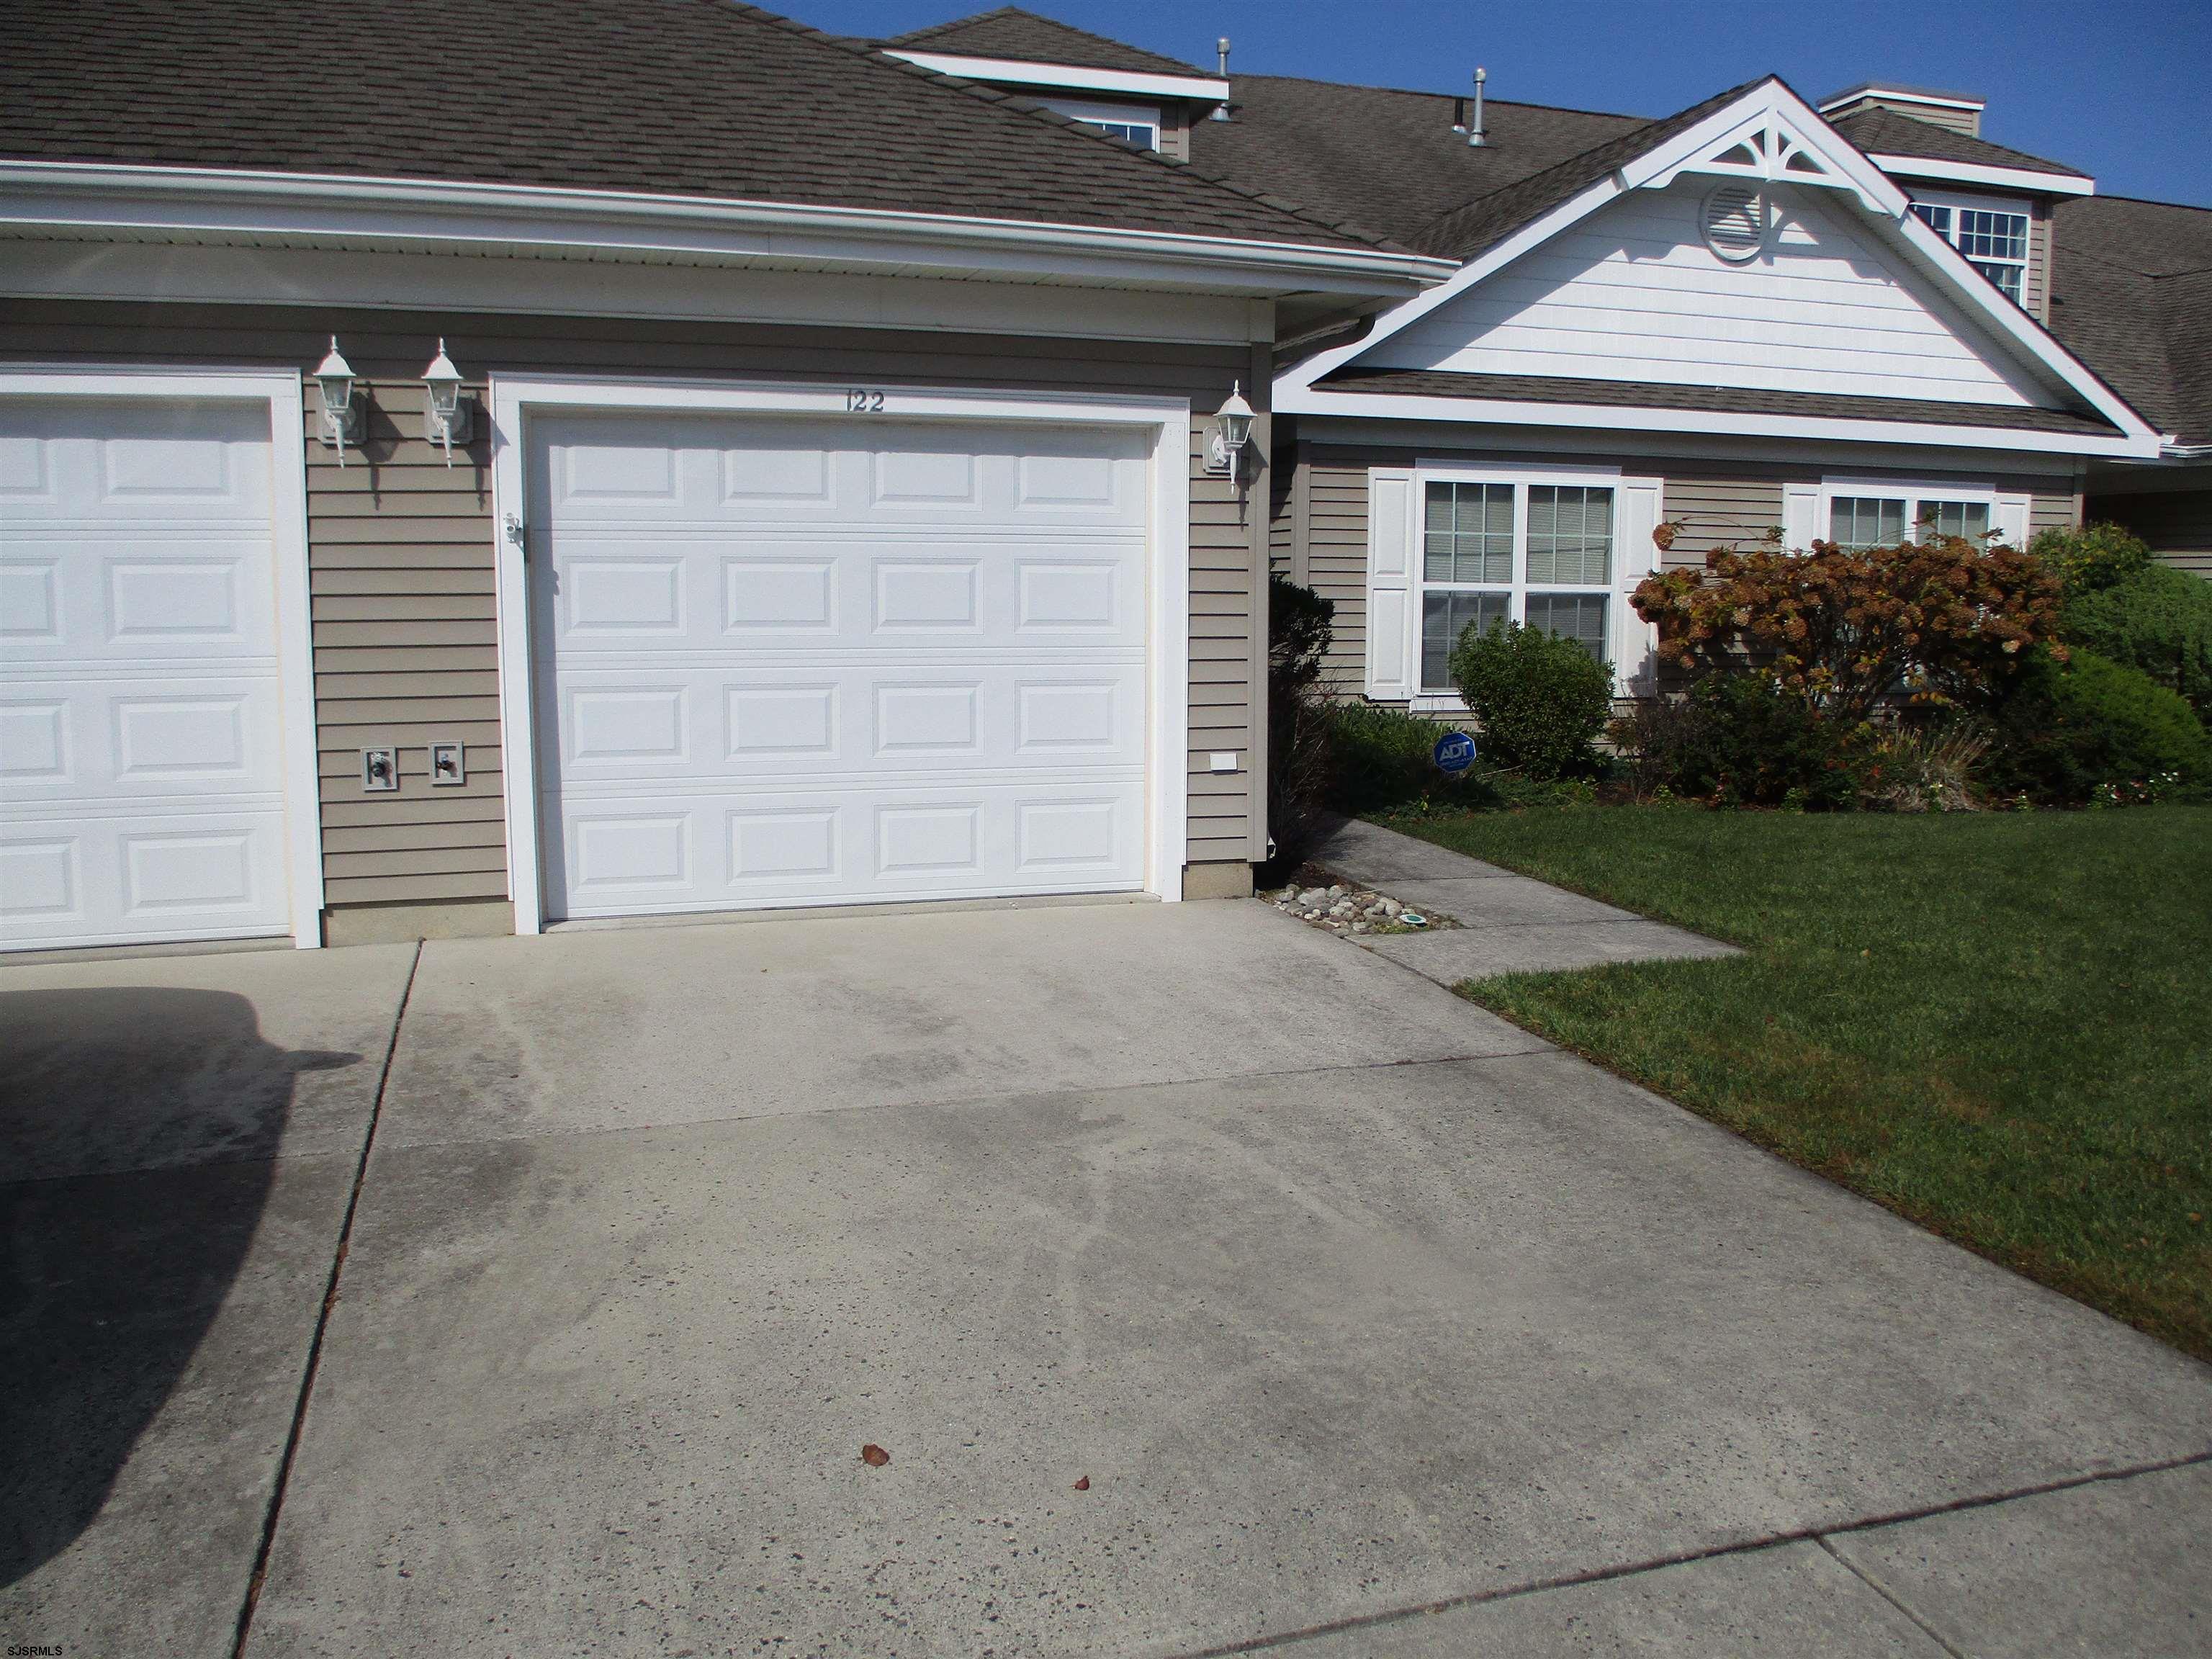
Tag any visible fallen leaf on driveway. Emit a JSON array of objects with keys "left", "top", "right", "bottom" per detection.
[
  {"left": 1072, "top": 1476, "right": 1089, "bottom": 1491},
  {"left": 860, "top": 1443, "right": 890, "bottom": 1467}
]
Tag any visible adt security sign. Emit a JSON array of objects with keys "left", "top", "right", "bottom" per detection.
[{"left": 1433, "top": 730, "right": 1478, "bottom": 774}]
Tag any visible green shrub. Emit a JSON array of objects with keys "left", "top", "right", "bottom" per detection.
[
  {"left": 2028, "top": 521, "right": 2155, "bottom": 596},
  {"left": 1614, "top": 673, "right": 1863, "bottom": 808},
  {"left": 1325, "top": 701, "right": 1481, "bottom": 814},
  {"left": 1980, "top": 649, "right": 2211, "bottom": 803},
  {"left": 1448, "top": 619, "right": 1613, "bottom": 780},
  {"left": 2064, "top": 564, "right": 2212, "bottom": 723}
]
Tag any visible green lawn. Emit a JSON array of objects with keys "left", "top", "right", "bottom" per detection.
[{"left": 1378, "top": 804, "right": 2212, "bottom": 1360}]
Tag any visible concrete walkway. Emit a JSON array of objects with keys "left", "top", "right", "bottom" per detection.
[
  {"left": 1310, "top": 815, "right": 1742, "bottom": 981},
  {"left": 3, "top": 900, "right": 2207, "bottom": 1658}
]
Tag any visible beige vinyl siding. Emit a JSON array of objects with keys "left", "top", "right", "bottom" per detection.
[
  {"left": 2024, "top": 200, "right": 2051, "bottom": 323},
  {"left": 1290, "top": 444, "right": 2080, "bottom": 698},
  {"left": 2089, "top": 487, "right": 2212, "bottom": 578},
  {"left": 2, "top": 300, "right": 1264, "bottom": 915},
  {"left": 1836, "top": 95, "right": 1981, "bottom": 137},
  {"left": 306, "top": 387, "right": 502, "bottom": 906}
]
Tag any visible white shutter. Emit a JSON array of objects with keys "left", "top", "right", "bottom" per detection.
[
  {"left": 1992, "top": 493, "right": 2032, "bottom": 549},
  {"left": 1366, "top": 468, "right": 1416, "bottom": 701},
  {"left": 1782, "top": 482, "right": 1820, "bottom": 552},
  {"left": 1614, "top": 478, "right": 1663, "bottom": 693}
]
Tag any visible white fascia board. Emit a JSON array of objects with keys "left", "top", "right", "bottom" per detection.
[
  {"left": 1820, "top": 87, "right": 1984, "bottom": 116},
  {"left": 881, "top": 50, "right": 1228, "bottom": 104},
  {"left": 0, "top": 161, "right": 1449, "bottom": 298},
  {"left": 1870, "top": 153, "right": 2095, "bottom": 197},
  {"left": 1273, "top": 387, "right": 2164, "bottom": 459},
  {"left": 1, "top": 240, "right": 1263, "bottom": 345}
]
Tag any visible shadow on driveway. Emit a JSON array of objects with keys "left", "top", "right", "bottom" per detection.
[{"left": 1, "top": 986, "right": 356, "bottom": 1591}]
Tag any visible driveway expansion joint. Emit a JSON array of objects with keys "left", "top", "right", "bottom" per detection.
[
  {"left": 1159, "top": 1447, "right": 2212, "bottom": 1659},
  {"left": 227, "top": 938, "right": 421, "bottom": 1659}
]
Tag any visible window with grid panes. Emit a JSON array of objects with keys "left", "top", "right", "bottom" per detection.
[{"left": 1418, "top": 479, "right": 1615, "bottom": 689}]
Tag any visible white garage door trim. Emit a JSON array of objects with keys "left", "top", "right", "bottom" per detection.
[
  {"left": 0, "top": 366, "right": 323, "bottom": 950},
  {"left": 487, "top": 375, "right": 1192, "bottom": 934}
]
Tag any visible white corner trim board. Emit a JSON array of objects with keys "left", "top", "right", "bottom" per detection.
[
  {"left": 0, "top": 365, "right": 323, "bottom": 949},
  {"left": 486, "top": 376, "right": 1192, "bottom": 933}
]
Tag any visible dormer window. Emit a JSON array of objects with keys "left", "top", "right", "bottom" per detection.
[
  {"left": 1910, "top": 197, "right": 2029, "bottom": 305},
  {"left": 1037, "top": 96, "right": 1161, "bottom": 150}
]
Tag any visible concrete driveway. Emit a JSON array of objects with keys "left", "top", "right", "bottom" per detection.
[{"left": 4, "top": 899, "right": 2208, "bottom": 1658}]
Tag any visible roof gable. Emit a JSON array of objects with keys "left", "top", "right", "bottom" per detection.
[
  {"left": 1364, "top": 175, "right": 2054, "bottom": 408},
  {"left": 1280, "top": 78, "right": 2159, "bottom": 454}
]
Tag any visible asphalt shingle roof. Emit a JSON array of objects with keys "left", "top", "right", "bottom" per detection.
[
  {"left": 1827, "top": 107, "right": 2082, "bottom": 177},
  {"left": 2050, "top": 195, "right": 2212, "bottom": 445},
  {"left": 1413, "top": 79, "right": 1771, "bottom": 262},
  {"left": 1316, "top": 368, "right": 2123, "bottom": 437},
  {"left": 0, "top": 0, "right": 1388, "bottom": 253},
  {"left": 886, "top": 6, "right": 1203, "bottom": 77},
  {"left": 1187, "top": 75, "right": 1646, "bottom": 252}
]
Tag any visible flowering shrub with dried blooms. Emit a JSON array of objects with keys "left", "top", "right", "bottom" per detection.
[{"left": 1630, "top": 534, "right": 2064, "bottom": 721}]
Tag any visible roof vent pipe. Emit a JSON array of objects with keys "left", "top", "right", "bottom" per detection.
[
  {"left": 1452, "top": 94, "right": 1467, "bottom": 132},
  {"left": 1467, "top": 66, "right": 1488, "bottom": 147},
  {"left": 1213, "top": 37, "right": 1231, "bottom": 120}
]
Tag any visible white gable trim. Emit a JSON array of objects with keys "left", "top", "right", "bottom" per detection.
[{"left": 1277, "top": 78, "right": 2158, "bottom": 457}]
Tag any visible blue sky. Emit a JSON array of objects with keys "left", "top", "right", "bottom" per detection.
[{"left": 801, "top": 0, "right": 2212, "bottom": 208}]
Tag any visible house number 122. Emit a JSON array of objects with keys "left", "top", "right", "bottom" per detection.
[{"left": 845, "top": 389, "right": 886, "bottom": 412}]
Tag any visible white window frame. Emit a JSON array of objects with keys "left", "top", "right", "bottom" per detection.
[
  {"left": 1035, "top": 96, "right": 1161, "bottom": 151},
  {"left": 1814, "top": 475, "right": 2029, "bottom": 550},
  {"left": 1388, "top": 462, "right": 1659, "bottom": 711},
  {"left": 1909, "top": 189, "right": 2031, "bottom": 307}
]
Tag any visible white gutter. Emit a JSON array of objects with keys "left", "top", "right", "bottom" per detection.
[
  {"left": 0, "top": 160, "right": 1452, "bottom": 295},
  {"left": 1274, "top": 385, "right": 2166, "bottom": 460},
  {"left": 881, "top": 51, "right": 1229, "bottom": 105},
  {"left": 1869, "top": 154, "right": 2095, "bottom": 197}
]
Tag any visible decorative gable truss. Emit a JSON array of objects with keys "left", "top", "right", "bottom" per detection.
[{"left": 1279, "top": 78, "right": 2163, "bottom": 460}]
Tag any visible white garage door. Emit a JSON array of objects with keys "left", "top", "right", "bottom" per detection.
[
  {"left": 533, "top": 413, "right": 1152, "bottom": 920},
  {"left": 0, "top": 398, "right": 292, "bottom": 951}
]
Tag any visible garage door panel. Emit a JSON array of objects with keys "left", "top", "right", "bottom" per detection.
[
  {"left": 544, "top": 534, "right": 1144, "bottom": 652},
  {"left": 3, "top": 536, "right": 277, "bottom": 665},
  {"left": 534, "top": 412, "right": 1152, "bottom": 921},
  {"left": 1, "top": 397, "right": 290, "bottom": 951},
  {"left": 544, "top": 778, "right": 1143, "bottom": 917},
  {"left": 544, "top": 661, "right": 1144, "bottom": 781}
]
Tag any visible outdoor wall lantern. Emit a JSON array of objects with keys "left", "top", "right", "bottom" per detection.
[
  {"left": 420, "top": 338, "right": 472, "bottom": 464},
  {"left": 1206, "top": 381, "right": 1256, "bottom": 487},
  {"left": 314, "top": 336, "right": 361, "bottom": 465}
]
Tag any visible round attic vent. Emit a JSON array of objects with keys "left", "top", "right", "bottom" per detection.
[{"left": 1702, "top": 183, "right": 1771, "bottom": 261}]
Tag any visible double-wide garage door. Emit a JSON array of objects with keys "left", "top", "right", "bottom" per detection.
[
  {"left": 534, "top": 413, "right": 1152, "bottom": 920},
  {"left": 1, "top": 397, "right": 293, "bottom": 951}
]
